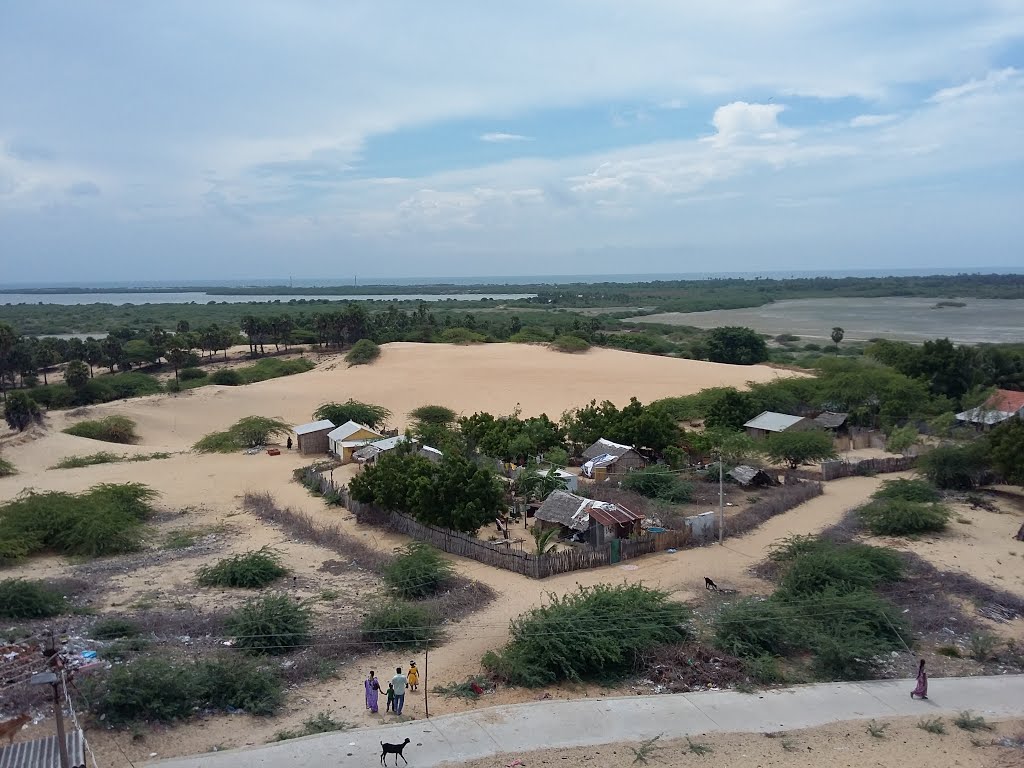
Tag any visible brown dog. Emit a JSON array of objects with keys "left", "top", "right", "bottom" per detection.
[{"left": 0, "top": 713, "right": 31, "bottom": 745}]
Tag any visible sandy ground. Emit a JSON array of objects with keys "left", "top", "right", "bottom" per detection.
[
  {"left": 443, "top": 717, "right": 1024, "bottom": 768},
  {"left": 0, "top": 344, "right": 1020, "bottom": 766}
]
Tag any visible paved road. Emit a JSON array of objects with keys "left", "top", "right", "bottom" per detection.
[{"left": 150, "top": 675, "right": 1024, "bottom": 768}]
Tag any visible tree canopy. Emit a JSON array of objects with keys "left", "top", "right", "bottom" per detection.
[
  {"left": 704, "top": 326, "right": 769, "bottom": 365},
  {"left": 313, "top": 399, "right": 391, "bottom": 430},
  {"left": 761, "top": 430, "right": 837, "bottom": 469}
]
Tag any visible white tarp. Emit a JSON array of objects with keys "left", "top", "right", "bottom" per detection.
[{"left": 581, "top": 453, "right": 617, "bottom": 478}]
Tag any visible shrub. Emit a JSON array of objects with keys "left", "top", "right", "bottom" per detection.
[
  {"left": 52, "top": 451, "right": 122, "bottom": 469},
  {"left": 193, "top": 416, "right": 290, "bottom": 452},
  {"left": 408, "top": 404, "right": 457, "bottom": 426},
  {"left": 918, "top": 442, "right": 990, "bottom": 490},
  {"left": 383, "top": 543, "right": 453, "bottom": 598},
  {"left": 483, "top": 584, "right": 692, "bottom": 686},
  {"left": 179, "top": 367, "right": 207, "bottom": 381},
  {"left": 0, "top": 456, "right": 15, "bottom": 477},
  {"left": 272, "top": 712, "right": 350, "bottom": 741},
  {"left": 886, "top": 425, "right": 920, "bottom": 455},
  {"left": 776, "top": 545, "right": 903, "bottom": 598},
  {"left": 0, "top": 579, "right": 66, "bottom": 618},
  {"left": 4, "top": 391, "right": 43, "bottom": 432},
  {"left": 510, "top": 328, "right": 551, "bottom": 343},
  {"left": 197, "top": 547, "right": 288, "bottom": 589},
  {"left": 438, "top": 327, "right": 487, "bottom": 344},
  {"left": 857, "top": 499, "right": 951, "bottom": 536},
  {"left": 210, "top": 368, "right": 244, "bottom": 386},
  {"left": 550, "top": 334, "right": 590, "bottom": 353},
  {"left": 91, "top": 617, "right": 140, "bottom": 640},
  {"left": 345, "top": 339, "right": 381, "bottom": 366},
  {"left": 714, "top": 598, "right": 796, "bottom": 658},
  {"left": 952, "top": 711, "right": 993, "bottom": 733},
  {"left": 545, "top": 447, "right": 570, "bottom": 467},
  {"left": 0, "top": 483, "right": 157, "bottom": 562},
  {"left": 803, "top": 589, "right": 909, "bottom": 679},
  {"left": 226, "top": 593, "right": 313, "bottom": 655},
  {"left": 63, "top": 415, "right": 139, "bottom": 444},
  {"left": 361, "top": 601, "right": 436, "bottom": 650},
  {"left": 873, "top": 478, "right": 941, "bottom": 503},
  {"left": 90, "top": 656, "right": 283, "bottom": 724},
  {"left": 621, "top": 466, "right": 693, "bottom": 503}
]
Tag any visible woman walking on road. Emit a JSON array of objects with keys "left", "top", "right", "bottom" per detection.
[
  {"left": 365, "top": 670, "right": 381, "bottom": 713},
  {"left": 911, "top": 659, "right": 928, "bottom": 700}
]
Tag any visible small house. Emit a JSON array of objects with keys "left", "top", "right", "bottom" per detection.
[
  {"left": 352, "top": 435, "right": 409, "bottom": 464},
  {"left": 534, "top": 490, "right": 643, "bottom": 547},
  {"left": 292, "top": 419, "right": 335, "bottom": 455},
  {"left": 743, "top": 411, "right": 817, "bottom": 440},
  {"left": 580, "top": 438, "right": 645, "bottom": 479},
  {"left": 814, "top": 411, "right": 849, "bottom": 433},
  {"left": 727, "top": 465, "right": 778, "bottom": 487},
  {"left": 955, "top": 389, "right": 1024, "bottom": 430},
  {"left": 328, "top": 420, "right": 385, "bottom": 462}
]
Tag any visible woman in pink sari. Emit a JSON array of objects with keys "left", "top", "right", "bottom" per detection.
[
  {"left": 365, "top": 670, "right": 381, "bottom": 713},
  {"left": 910, "top": 659, "right": 928, "bottom": 699}
]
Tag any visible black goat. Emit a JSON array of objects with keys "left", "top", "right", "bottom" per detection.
[{"left": 381, "top": 738, "right": 411, "bottom": 765}]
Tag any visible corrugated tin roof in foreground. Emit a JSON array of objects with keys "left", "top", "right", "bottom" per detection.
[{"left": 0, "top": 730, "right": 86, "bottom": 768}]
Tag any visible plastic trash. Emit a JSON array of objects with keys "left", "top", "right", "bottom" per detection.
[{"left": 81, "top": 650, "right": 97, "bottom": 659}]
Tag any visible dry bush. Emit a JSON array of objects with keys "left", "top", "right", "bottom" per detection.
[
  {"left": 639, "top": 643, "right": 747, "bottom": 692},
  {"left": 242, "top": 492, "right": 390, "bottom": 574}
]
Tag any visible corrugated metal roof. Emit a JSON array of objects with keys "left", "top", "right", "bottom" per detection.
[
  {"left": 743, "top": 411, "right": 807, "bottom": 432},
  {"left": 534, "top": 491, "right": 641, "bottom": 531},
  {"left": 293, "top": 419, "right": 335, "bottom": 436},
  {"left": 728, "top": 465, "right": 778, "bottom": 487},
  {"left": 814, "top": 411, "right": 848, "bottom": 429},
  {"left": 352, "top": 435, "right": 408, "bottom": 460},
  {"left": 0, "top": 730, "right": 86, "bottom": 768}
]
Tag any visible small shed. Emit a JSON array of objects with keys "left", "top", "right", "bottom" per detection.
[
  {"left": 743, "top": 411, "right": 817, "bottom": 440},
  {"left": 580, "top": 438, "right": 645, "bottom": 478},
  {"left": 292, "top": 419, "right": 335, "bottom": 455},
  {"left": 814, "top": 411, "right": 849, "bottom": 432},
  {"left": 728, "top": 465, "right": 778, "bottom": 487},
  {"left": 352, "top": 435, "right": 408, "bottom": 464},
  {"left": 534, "top": 490, "right": 643, "bottom": 546},
  {"left": 328, "top": 421, "right": 385, "bottom": 462}
]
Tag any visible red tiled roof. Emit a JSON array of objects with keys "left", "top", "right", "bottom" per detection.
[{"left": 988, "top": 389, "right": 1024, "bottom": 413}]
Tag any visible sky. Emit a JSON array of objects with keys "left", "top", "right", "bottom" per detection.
[{"left": 1, "top": 1, "right": 1024, "bottom": 283}]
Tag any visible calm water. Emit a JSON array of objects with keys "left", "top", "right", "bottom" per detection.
[{"left": 0, "top": 292, "right": 536, "bottom": 306}]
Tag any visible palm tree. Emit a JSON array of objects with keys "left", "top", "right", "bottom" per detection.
[
  {"left": 531, "top": 526, "right": 559, "bottom": 557},
  {"left": 831, "top": 326, "right": 844, "bottom": 353}
]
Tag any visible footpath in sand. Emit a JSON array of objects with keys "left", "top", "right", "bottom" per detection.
[{"left": 149, "top": 675, "right": 1024, "bottom": 768}]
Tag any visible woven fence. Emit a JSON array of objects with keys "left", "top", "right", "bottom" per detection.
[{"left": 820, "top": 455, "right": 917, "bottom": 481}]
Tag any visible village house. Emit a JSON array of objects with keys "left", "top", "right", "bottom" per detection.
[
  {"left": 955, "top": 389, "right": 1024, "bottom": 430},
  {"left": 743, "top": 411, "right": 818, "bottom": 440},
  {"left": 291, "top": 419, "right": 335, "bottom": 455},
  {"left": 533, "top": 490, "right": 643, "bottom": 547},
  {"left": 328, "top": 420, "right": 385, "bottom": 462},
  {"left": 351, "top": 434, "right": 409, "bottom": 464},
  {"left": 728, "top": 465, "right": 779, "bottom": 487},
  {"left": 580, "top": 438, "right": 645, "bottom": 479}
]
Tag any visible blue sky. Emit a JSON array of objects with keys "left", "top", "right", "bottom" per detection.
[{"left": 1, "top": 1, "right": 1023, "bottom": 282}]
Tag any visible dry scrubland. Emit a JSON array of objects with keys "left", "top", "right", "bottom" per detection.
[{"left": 1, "top": 343, "right": 1022, "bottom": 766}]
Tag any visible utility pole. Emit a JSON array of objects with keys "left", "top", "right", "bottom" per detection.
[
  {"left": 52, "top": 678, "right": 70, "bottom": 768},
  {"left": 34, "top": 632, "right": 70, "bottom": 768},
  {"left": 423, "top": 645, "right": 430, "bottom": 719},
  {"left": 718, "top": 450, "right": 724, "bottom": 545}
]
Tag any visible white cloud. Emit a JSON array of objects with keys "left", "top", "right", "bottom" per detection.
[
  {"left": 708, "top": 102, "right": 790, "bottom": 145},
  {"left": 850, "top": 113, "right": 899, "bottom": 128},
  {"left": 479, "top": 132, "right": 533, "bottom": 143},
  {"left": 929, "top": 67, "right": 1019, "bottom": 102}
]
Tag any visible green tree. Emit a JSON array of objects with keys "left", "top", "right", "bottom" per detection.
[
  {"left": 831, "top": 326, "right": 844, "bottom": 352},
  {"left": 166, "top": 347, "right": 192, "bottom": 386},
  {"left": 704, "top": 326, "right": 769, "bottom": 365},
  {"left": 688, "top": 428, "right": 757, "bottom": 464},
  {"left": 0, "top": 322, "right": 17, "bottom": 398},
  {"left": 917, "top": 442, "right": 990, "bottom": 490},
  {"left": 314, "top": 399, "right": 391, "bottom": 430},
  {"left": 761, "top": 430, "right": 837, "bottom": 469},
  {"left": 411, "top": 452, "right": 504, "bottom": 532},
  {"left": 703, "top": 388, "right": 758, "bottom": 431},
  {"left": 64, "top": 360, "right": 90, "bottom": 391},
  {"left": 987, "top": 419, "right": 1024, "bottom": 485},
  {"left": 886, "top": 425, "right": 919, "bottom": 456},
  {"left": 4, "top": 391, "right": 43, "bottom": 432},
  {"left": 531, "top": 526, "right": 558, "bottom": 556}
]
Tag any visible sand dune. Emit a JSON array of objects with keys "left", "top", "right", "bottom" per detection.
[{"left": 38, "top": 342, "right": 802, "bottom": 450}]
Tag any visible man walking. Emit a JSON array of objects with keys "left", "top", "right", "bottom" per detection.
[{"left": 391, "top": 666, "right": 408, "bottom": 716}]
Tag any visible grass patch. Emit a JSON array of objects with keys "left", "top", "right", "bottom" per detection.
[
  {"left": 631, "top": 734, "right": 662, "bottom": 764},
  {"left": 483, "top": 584, "right": 692, "bottom": 687},
  {"left": 383, "top": 543, "right": 453, "bottom": 599},
  {"left": 953, "top": 711, "right": 994, "bottom": 732},
  {"left": 918, "top": 717, "right": 946, "bottom": 735},
  {"left": 193, "top": 416, "right": 290, "bottom": 453},
  {"left": 0, "top": 483, "right": 157, "bottom": 563},
  {"left": 345, "top": 339, "right": 380, "bottom": 366},
  {"left": 89, "top": 656, "right": 283, "bottom": 724},
  {"left": 550, "top": 334, "right": 590, "bottom": 353},
  {"left": 197, "top": 547, "right": 288, "bottom": 589},
  {"left": 91, "top": 617, "right": 141, "bottom": 640},
  {"left": 361, "top": 600, "right": 436, "bottom": 650},
  {"left": 226, "top": 593, "right": 313, "bottom": 655},
  {"left": 179, "top": 367, "right": 207, "bottom": 381},
  {"left": 52, "top": 451, "right": 122, "bottom": 469},
  {"left": 272, "top": 712, "right": 351, "bottom": 742},
  {"left": 0, "top": 579, "right": 67, "bottom": 618},
  {"left": 686, "top": 738, "right": 712, "bottom": 756},
  {"left": 866, "top": 720, "right": 889, "bottom": 738},
  {"left": 238, "top": 357, "right": 316, "bottom": 384},
  {"left": 858, "top": 498, "right": 951, "bottom": 536},
  {"left": 63, "top": 415, "right": 139, "bottom": 444}
]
